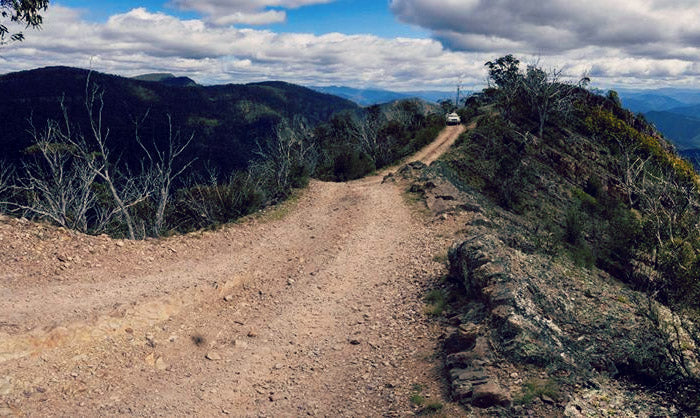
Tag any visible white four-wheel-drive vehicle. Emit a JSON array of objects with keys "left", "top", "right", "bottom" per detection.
[{"left": 446, "top": 112, "right": 461, "bottom": 125}]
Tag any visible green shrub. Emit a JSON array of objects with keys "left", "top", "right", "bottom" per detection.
[
  {"left": 289, "top": 162, "right": 311, "bottom": 189},
  {"left": 596, "top": 207, "right": 642, "bottom": 282},
  {"left": 584, "top": 175, "right": 604, "bottom": 198},
  {"left": 170, "top": 172, "right": 265, "bottom": 232},
  {"left": 570, "top": 244, "right": 596, "bottom": 268},
  {"left": 332, "top": 149, "right": 376, "bottom": 181},
  {"left": 572, "top": 188, "right": 600, "bottom": 215},
  {"left": 564, "top": 208, "right": 584, "bottom": 245},
  {"left": 421, "top": 402, "right": 443, "bottom": 414},
  {"left": 516, "top": 378, "right": 560, "bottom": 404},
  {"left": 410, "top": 393, "right": 425, "bottom": 406},
  {"left": 448, "top": 115, "right": 534, "bottom": 212},
  {"left": 424, "top": 289, "right": 447, "bottom": 316}
]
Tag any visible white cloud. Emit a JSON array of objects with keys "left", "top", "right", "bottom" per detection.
[
  {"left": 2, "top": 6, "right": 486, "bottom": 90},
  {"left": 169, "top": 0, "right": 334, "bottom": 26},
  {"left": 387, "top": 0, "right": 700, "bottom": 88},
  {"left": 210, "top": 10, "right": 286, "bottom": 26},
  {"left": 389, "top": 0, "right": 700, "bottom": 60},
  {"left": 2, "top": 5, "right": 700, "bottom": 90}
]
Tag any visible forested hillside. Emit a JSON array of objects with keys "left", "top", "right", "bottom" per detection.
[
  {"left": 0, "top": 67, "right": 444, "bottom": 239},
  {"left": 0, "top": 66, "right": 359, "bottom": 175}
]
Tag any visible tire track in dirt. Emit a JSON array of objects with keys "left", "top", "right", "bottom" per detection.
[{"left": 408, "top": 124, "right": 467, "bottom": 166}]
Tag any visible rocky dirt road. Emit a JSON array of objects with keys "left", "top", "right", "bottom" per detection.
[{"left": 0, "top": 125, "right": 467, "bottom": 417}]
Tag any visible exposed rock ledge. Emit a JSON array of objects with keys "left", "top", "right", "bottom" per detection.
[
  {"left": 446, "top": 217, "right": 698, "bottom": 415},
  {"left": 398, "top": 161, "right": 698, "bottom": 415}
]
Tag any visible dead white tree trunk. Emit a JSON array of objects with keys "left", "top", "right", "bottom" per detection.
[
  {"left": 634, "top": 168, "right": 697, "bottom": 252},
  {"left": 345, "top": 110, "right": 385, "bottom": 164},
  {"left": 521, "top": 66, "right": 577, "bottom": 138},
  {"left": 255, "top": 116, "right": 314, "bottom": 194},
  {"left": 136, "top": 114, "right": 195, "bottom": 236},
  {"left": 614, "top": 137, "right": 649, "bottom": 207},
  {"left": 0, "top": 160, "right": 16, "bottom": 210},
  {"left": 11, "top": 111, "right": 97, "bottom": 232},
  {"left": 75, "top": 74, "right": 152, "bottom": 239}
]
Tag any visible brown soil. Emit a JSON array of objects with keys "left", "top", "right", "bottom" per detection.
[
  {"left": 407, "top": 124, "right": 467, "bottom": 166},
  {"left": 0, "top": 126, "right": 469, "bottom": 416}
]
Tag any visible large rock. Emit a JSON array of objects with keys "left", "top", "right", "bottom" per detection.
[
  {"left": 448, "top": 235, "right": 568, "bottom": 368},
  {"left": 449, "top": 365, "right": 511, "bottom": 408},
  {"left": 444, "top": 326, "right": 512, "bottom": 409},
  {"left": 447, "top": 230, "right": 699, "bottom": 396}
]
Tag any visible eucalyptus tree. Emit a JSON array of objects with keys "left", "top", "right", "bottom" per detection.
[{"left": 1, "top": 0, "right": 49, "bottom": 44}]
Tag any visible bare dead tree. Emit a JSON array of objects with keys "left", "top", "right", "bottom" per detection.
[
  {"left": 71, "top": 75, "right": 152, "bottom": 239},
  {"left": 136, "top": 113, "right": 195, "bottom": 236},
  {"left": 653, "top": 170, "right": 695, "bottom": 244},
  {"left": 201, "top": 161, "right": 220, "bottom": 186},
  {"left": 0, "top": 160, "right": 14, "bottom": 206},
  {"left": 255, "top": 116, "right": 314, "bottom": 194},
  {"left": 634, "top": 167, "right": 697, "bottom": 253},
  {"left": 10, "top": 114, "right": 97, "bottom": 232},
  {"left": 344, "top": 109, "right": 385, "bottom": 164},
  {"left": 614, "top": 136, "right": 650, "bottom": 207},
  {"left": 521, "top": 65, "right": 577, "bottom": 138},
  {"left": 384, "top": 103, "right": 415, "bottom": 127}
]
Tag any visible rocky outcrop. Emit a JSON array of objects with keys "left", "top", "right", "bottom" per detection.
[
  {"left": 396, "top": 150, "right": 699, "bottom": 415},
  {"left": 445, "top": 325, "right": 512, "bottom": 408},
  {"left": 394, "top": 161, "right": 484, "bottom": 216},
  {"left": 443, "top": 223, "right": 699, "bottom": 414},
  {"left": 448, "top": 234, "right": 572, "bottom": 370}
]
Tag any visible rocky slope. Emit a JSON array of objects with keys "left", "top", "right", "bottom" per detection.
[{"left": 394, "top": 147, "right": 700, "bottom": 415}]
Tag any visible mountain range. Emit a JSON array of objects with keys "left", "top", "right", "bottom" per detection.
[
  {"left": 0, "top": 66, "right": 359, "bottom": 176},
  {"left": 309, "top": 85, "right": 456, "bottom": 106},
  {"left": 616, "top": 89, "right": 700, "bottom": 158},
  {"left": 4, "top": 66, "right": 700, "bottom": 167}
]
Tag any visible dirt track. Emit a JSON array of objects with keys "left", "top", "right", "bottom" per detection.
[
  {"left": 0, "top": 125, "right": 467, "bottom": 417},
  {"left": 408, "top": 124, "right": 467, "bottom": 166}
]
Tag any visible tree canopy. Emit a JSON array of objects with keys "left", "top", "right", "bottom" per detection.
[
  {"left": 485, "top": 54, "right": 521, "bottom": 90},
  {"left": 1, "top": 0, "right": 49, "bottom": 44}
]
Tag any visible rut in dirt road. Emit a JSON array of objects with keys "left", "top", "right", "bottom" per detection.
[{"left": 0, "top": 125, "right": 468, "bottom": 417}]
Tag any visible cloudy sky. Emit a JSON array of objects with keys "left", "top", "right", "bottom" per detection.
[{"left": 2, "top": 0, "right": 700, "bottom": 91}]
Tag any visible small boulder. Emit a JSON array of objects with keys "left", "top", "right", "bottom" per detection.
[
  {"left": 470, "top": 381, "right": 511, "bottom": 408},
  {"left": 444, "top": 328, "right": 478, "bottom": 354},
  {"left": 155, "top": 357, "right": 168, "bottom": 371}
]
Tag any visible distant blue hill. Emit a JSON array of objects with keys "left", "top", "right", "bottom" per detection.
[
  {"left": 620, "top": 93, "right": 686, "bottom": 113},
  {"left": 643, "top": 88, "right": 700, "bottom": 105},
  {"left": 645, "top": 101, "right": 700, "bottom": 150},
  {"left": 618, "top": 88, "right": 700, "bottom": 112},
  {"left": 659, "top": 102, "right": 700, "bottom": 119},
  {"left": 309, "top": 85, "right": 454, "bottom": 106},
  {"left": 611, "top": 88, "right": 700, "bottom": 152},
  {"left": 646, "top": 110, "right": 700, "bottom": 150}
]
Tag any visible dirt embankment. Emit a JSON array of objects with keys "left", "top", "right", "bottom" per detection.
[{"left": 0, "top": 126, "right": 469, "bottom": 416}]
